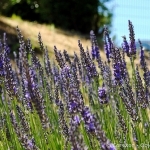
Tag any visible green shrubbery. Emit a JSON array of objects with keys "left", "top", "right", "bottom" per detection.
[{"left": 0, "top": 0, "right": 112, "bottom": 36}]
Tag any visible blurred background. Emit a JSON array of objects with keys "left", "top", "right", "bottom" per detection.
[
  {"left": 0, "top": 0, "right": 150, "bottom": 54},
  {"left": 108, "top": 0, "right": 150, "bottom": 48},
  {"left": 0, "top": 0, "right": 112, "bottom": 51}
]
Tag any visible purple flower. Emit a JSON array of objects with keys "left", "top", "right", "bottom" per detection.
[
  {"left": 69, "top": 115, "right": 85, "bottom": 150},
  {"left": 128, "top": 20, "right": 136, "bottom": 56},
  {"left": 101, "top": 143, "right": 116, "bottom": 150},
  {"left": 73, "top": 115, "right": 80, "bottom": 125},
  {"left": 103, "top": 26, "right": 112, "bottom": 62},
  {"left": 29, "top": 67, "right": 38, "bottom": 90},
  {"left": 129, "top": 41, "right": 136, "bottom": 55},
  {"left": 104, "top": 40, "right": 110, "bottom": 63},
  {"left": 114, "top": 63, "right": 121, "bottom": 79},
  {"left": 113, "top": 60, "right": 126, "bottom": 84},
  {"left": 27, "top": 139, "right": 34, "bottom": 149},
  {"left": 98, "top": 88, "right": 107, "bottom": 99},
  {"left": 90, "top": 30, "right": 100, "bottom": 60},
  {"left": 63, "top": 49, "right": 71, "bottom": 64},
  {"left": 86, "top": 122, "right": 95, "bottom": 132},
  {"left": 138, "top": 39, "right": 145, "bottom": 68},
  {"left": 91, "top": 45, "right": 100, "bottom": 60},
  {"left": 82, "top": 107, "right": 96, "bottom": 133},
  {"left": 113, "top": 62, "right": 122, "bottom": 84},
  {"left": 54, "top": 46, "right": 65, "bottom": 68},
  {"left": 109, "top": 143, "right": 116, "bottom": 150},
  {"left": 61, "top": 65, "right": 70, "bottom": 79},
  {"left": 68, "top": 101, "right": 78, "bottom": 113},
  {"left": 98, "top": 86, "right": 108, "bottom": 104},
  {"left": 82, "top": 107, "right": 91, "bottom": 119},
  {"left": 25, "top": 92, "right": 31, "bottom": 99},
  {"left": 44, "top": 47, "right": 52, "bottom": 77},
  {"left": 140, "top": 49, "right": 144, "bottom": 68},
  {"left": 135, "top": 65, "right": 148, "bottom": 108},
  {"left": 122, "top": 36, "right": 129, "bottom": 56},
  {"left": 0, "top": 58, "right": 4, "bottom": 77}
]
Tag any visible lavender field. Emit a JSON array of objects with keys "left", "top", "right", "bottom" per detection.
[{"left": 0, "top": 20, "right": 150, "bottom": 150}]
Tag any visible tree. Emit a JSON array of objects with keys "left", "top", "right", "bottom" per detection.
[
  {"left": 0, "top": 0, "right": 113, "bottom": 36},
  {"left": 41, "top": 0, "right": 113, "bottom": 35}
]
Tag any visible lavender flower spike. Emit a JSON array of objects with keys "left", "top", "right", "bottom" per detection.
[
  {"left": 122, "top": 36, "right": 129, "bottom": 57},
  {"left": 138, "top": 39, "right": 145, "bottom": 69},
  {"left": 103, "top": 26, "right": 112, "bottom": 62},
  {"left": 90, "top": 30, "right": 100, "bottom": 60},
  {"left": 104, "top": 35, "right": 110, "bottom": 63},
  {"left": 128, "top": 20, "right": 136, "bottom": 56}
]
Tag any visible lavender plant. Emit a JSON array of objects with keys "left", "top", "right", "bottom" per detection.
[{"left": 0, "top": 20, "right": 150, "bottom": 150}]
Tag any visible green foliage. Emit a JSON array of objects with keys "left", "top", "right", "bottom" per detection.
[{"left": 0, "top": 0, "right": 113, "bottom": 36}]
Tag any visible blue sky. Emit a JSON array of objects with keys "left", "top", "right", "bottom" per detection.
[{"left": 106, "top": 0, "right": 150, "bottom": 45}]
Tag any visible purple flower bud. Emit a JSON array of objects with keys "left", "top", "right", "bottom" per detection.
[
  {"left": 44, "top": 47, "right": 52, "bottom": 77},
  {"left": 61, "top": 65, "right": 70, "bottom": 79},
  {"left": 102, "top": 143, "right": 116, "bottom": 150},
  {"left": 0, "top": 58, "right": 4, "bottom": 77},
  {"left": 138, "top": 39, "right": 145, "bottom": 69},
  {"left": 113, "top": 60, "right": 126, "bottom": 84},
  {"left": 103, "top": 26, "right": 112, "bottom": 62},
  {"left": 73, "top": 115, "right": 80, "bottom": 125},
  {"left": 86, "top": 122, "right": 95, "bottom": 132},
  {"left": 68, "top": 101, "right": 78, "bottom": 113},
  {"left": 27, "top": 139, "right": 34, "bottom": 149},
  {"left": 122, "top": 36, "right": 129, "bottom": 56},
  {"left": 98, "top": 88, "right": 106, "bottom": 99},
  {"left": 90, "top": 30, "right": 100, "bottom": 60},
  {"left": 104, "top": 41, "right": 110, "bottom": 63},
  {"left": 82, "top": 107, "right": 96, "bottom": 133},
  {"left": 129, "top": 41, "right": 136, "bottom": 55},
  {"left": 25, "top": 92, "right": 31, "bottom": 99},
  {"left": 91, "top": 45, "right": 100, "bottom": 60},
  {"left": 128, "top": 20, "right": 136, "bottom": 56},
  {"left": 114, "top": 62, "right": 122, "bottom": 82},
  {"left": 98, "top": 86, "right": 108, "bottom": 104},
  {"left": 109, "top": 143, "right": 116, "bottom": 150}
]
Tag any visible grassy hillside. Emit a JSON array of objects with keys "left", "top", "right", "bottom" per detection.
[
  {"left": 0, "top": 15, "right": 150, "bottom": 70},
  {"left": 0, "top": 15, "right": 106, "bottom": 58}
]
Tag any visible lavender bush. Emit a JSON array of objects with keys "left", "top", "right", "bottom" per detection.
[{"left": 0, "top": 20, "right": 150, "bottom": 150}]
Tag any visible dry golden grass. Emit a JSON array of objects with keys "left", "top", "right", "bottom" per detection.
[
  {"left": 0, "top": 15, "right": 149, "bottom": 70},
  {"left": 0, "top": 16, "right": 104, "bottom": 57}
]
